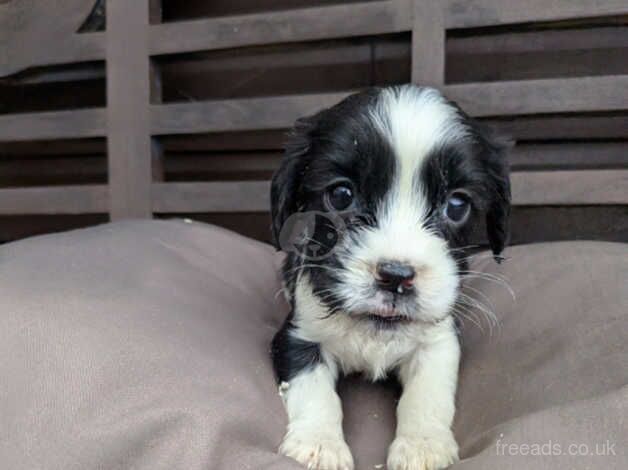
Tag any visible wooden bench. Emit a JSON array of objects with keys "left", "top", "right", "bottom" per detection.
[{"left": 1, "top": 0, "right": 626, "bottom": 243}]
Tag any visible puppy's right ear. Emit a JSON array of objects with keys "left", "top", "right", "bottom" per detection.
[{"left": 270, "top": 116, "right": 317, "bottom": 249}]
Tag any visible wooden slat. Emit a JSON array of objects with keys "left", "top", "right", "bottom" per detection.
[
  {"left": 151, "top": 92, "right": 351, "bottom": 135},
  {"left": 160, "top": 132, "right": 286, "bottom": 151},
  {"left": 0, "top": 156, "right": 105, "bottom": 186},
  {"left": 0, "top": 109, "right": 106, "bottom": 142},
  {"left": 150, "top": 1, "right": 409, "bottom": 56},
  {"left": 165, "top": 152, "right": 281, "bottom": 174},
  {"left": 445, "top": 75, "right": 628, "bottom": 117},
  {"left": 510, "top": 143, "right": 628, "bottom": 170},
  {"left": 484, "top": 115, "right": 628, "bottom": 141},
  {"left": 39, "top": 33, "right": 106, "bottom": 66},
  {"left": 106, "top": 0, "right": 153, "bottom": 219},
  {"left": 446, "top": 0, "right": 628, "bottom": 28},
  {"left": 152, "top": 181, "right": 270, "bottom": 212},
  {"left": 509, "top": 206, "right": 628, "bottom": 244},
  {"left": 0, "top": 185, "right": 108, "bottom": 215},
  {"left": 448, "top": 27, "right": 628, "bottom": 56},
  {"left": 412, "top": 0, "right": 445, "bottom": 86},
  {"left": 512, "top": 170, "right": 628, "bottom": 205}
]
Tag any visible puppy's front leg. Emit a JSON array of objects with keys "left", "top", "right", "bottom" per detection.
[
  {"left": 279, "top": 362, "right": 353, "bottom": 470},
  {"left": 388, "top": 320, "right": 461, "bottom": 470}
]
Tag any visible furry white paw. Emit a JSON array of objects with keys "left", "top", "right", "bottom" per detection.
[
  {"left": 279, "top": 431, "right": 354, "bottom": 470},
  {"left": 387, "top": 432, "right": 459, "bottom": 470}
]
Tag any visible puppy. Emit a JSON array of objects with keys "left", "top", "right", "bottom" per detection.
[{"left": 270, "top": 85, "right": 510, "bottom": 470}]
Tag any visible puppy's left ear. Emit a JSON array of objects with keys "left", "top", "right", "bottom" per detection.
[
  {"left": 270, "top": 115, "right": 317, "bottom": 249},
  {"left": 480, "top": 128, "right": 512, "bottom": 262}
]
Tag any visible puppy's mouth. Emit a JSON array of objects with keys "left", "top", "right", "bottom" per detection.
[{"left": 359, "top": 306, "right": 413, "bottom": 325}]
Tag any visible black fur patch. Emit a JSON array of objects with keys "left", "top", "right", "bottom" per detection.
[
  {"left": 271, "top": 316, "right": 321, "bottom": 383},
  {"left": 271, "top": 87, "right": 397, "bottom": 315}
]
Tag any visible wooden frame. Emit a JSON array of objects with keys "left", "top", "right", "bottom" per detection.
[
  {"left": 0, "top": 185, "right": 108, "bottom": 215},
  {"left": 106, "top": 0, "right": 155, "bottom": 218},
  {"left": 1, "top": 0, "right": 627, "bottom": 226}
]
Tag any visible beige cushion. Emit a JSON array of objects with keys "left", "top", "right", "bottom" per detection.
[{"left": 0, "top": 220, "right": 625, "bottom": 469}]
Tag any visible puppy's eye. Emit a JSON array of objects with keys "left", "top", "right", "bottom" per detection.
[
  {"left": 445, "top": 192, "right": 471, "bottom": 224},
  {"left": 325, "top": 184, "right": 354, "bottom": 211}
]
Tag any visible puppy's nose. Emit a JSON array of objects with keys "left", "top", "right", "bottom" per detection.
[{"left": 375, "top": 261, "right": 415, "bottom": 294}]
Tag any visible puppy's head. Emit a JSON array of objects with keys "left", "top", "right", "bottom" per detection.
[{"left": 272, "top": 85, "right": 510, "bottom": 326}]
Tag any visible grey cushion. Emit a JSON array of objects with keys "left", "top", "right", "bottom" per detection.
[{"left": 0, "top": 220, "right": 625, "bottom": 469}]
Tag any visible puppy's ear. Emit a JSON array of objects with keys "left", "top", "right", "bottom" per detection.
[
  {"left": 270, "top": 115, "right": 317, "bottom": 249},
  {"left": 481, "top": 130, "right": 512, "bottom": 262},
  {"left": 449, "top": 99, "right": 512, "bottom": 262}
]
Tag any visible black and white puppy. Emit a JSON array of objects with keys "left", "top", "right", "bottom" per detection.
[{"left": 271, "top": 84, "right": 510, "bottom": 470}]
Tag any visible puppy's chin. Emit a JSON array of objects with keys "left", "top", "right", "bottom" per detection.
[
  {"left": 365, "top": 315, "right": 416, "bottom": 332},
  {"left": 369, "top": 304, "right": 403, "bottom": 318}
]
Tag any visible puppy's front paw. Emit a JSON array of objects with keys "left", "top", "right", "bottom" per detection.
[
  {"left": 279, "top": 431, "right": 354, "bottom": 470},
  {"left": 387, "top": 432, "right": 458, "bottom": 470}
]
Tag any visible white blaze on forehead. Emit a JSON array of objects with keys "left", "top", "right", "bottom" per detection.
[
  {"left": 371, "top": 86, "right": 467, "bottom": 207},
  {"left": 344, "top": 85, "right": 466, "bottom": 279}
]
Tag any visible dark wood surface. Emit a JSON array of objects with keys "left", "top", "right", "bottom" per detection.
[
  {"left": 446, "top": 0, "right": 628, "bottom": 28},
  {"left": 151, "top": 92, "right": 352, "bottom": 134},
  {"left": 0, "top": 0, "right": 627, "bottom": 244},
  {"left": 152, "top": 181, "right": 270, "bottom": 213},
  {"left": 485, "top": 115, "right": 628, "bottom": 141},
  {"left": 446, "top": 76, "right": 628, "bottom": 116},
  {"left": 510, "top": 143, "right": 628, "bottom": 171},
  {"left": 411, "top": 0, "right": 445, "bottom": 86},
  {"left": 512, "top": 171, "right": 628, "bottom": 206},
  {"left": 106, "top": 0, "right": 154, "bottom": 219},
  {"left": 150, "top": 1, "right": 408, "bottom": 56},
  {"left": 0, "top": 109, "right": 106, "bottom": 142},
  {"left": 0, "top": 185, "right": 108, "bottom": 215}
]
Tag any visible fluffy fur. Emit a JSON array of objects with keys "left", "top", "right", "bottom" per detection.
[{"left": 270, "top": 84, "right": 511, "bottom": 470}]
